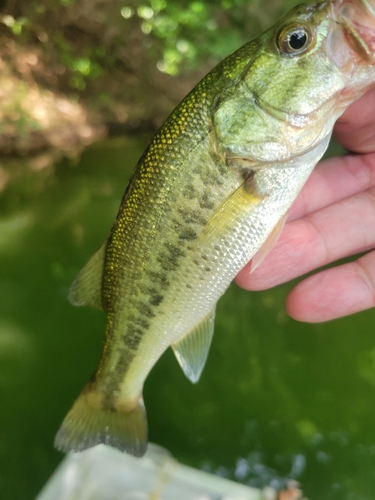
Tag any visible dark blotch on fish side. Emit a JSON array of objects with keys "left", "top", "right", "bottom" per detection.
[
  {"left": 126, "top": 330, "right": 143, "bottom": 350},
  {"left": 101, "top": 394, "right": 116, "bottom": 411},
  {"left": 157, "top": 245, "right": 187, "bottom": 271},
  {"left": 199, "top": 193, "right": 215, "bottom": 210},
  {"left": 177, "top": 208, "right": 209, "bottom": 227},
  {"left": 138, "top": 302, "right": 155, "bottom": 319},
  {"left": 133, "top": 316, "right": 150, "bottom": 330},
  {"left": 149, "top": 293, "right": 164, "bottom": 307},
  {"left": 157, "top": 252, "right": 176, "bottom": 271},
  {"left": 179, "top": 227, "right": 198, "bottom": 241},
  {"left": 182, "top": 184, "right": 196, "bottom": 200},
  {"left": 147, "top": 271, "right": 170, "bottom": 290},
  {"left": 100, "top": 344, "right": 139, "bottom": 409}
]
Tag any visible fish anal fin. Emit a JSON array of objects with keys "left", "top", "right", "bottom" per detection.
[
  {"left": 55, "top": 384, "right": 148, "bottom": 457},
  {"left": 69, "top": 242, "right": 107, "bottom": 310},
  {"left": 172, "top": 307, "right": 216, "bottom": 384},
  {"left": 250, "top": 213, "right": 287, "bottom": 273}
]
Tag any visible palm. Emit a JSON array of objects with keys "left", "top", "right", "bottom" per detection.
[{"left": 235, "top": 88, "right": 375, "bottom": 322}]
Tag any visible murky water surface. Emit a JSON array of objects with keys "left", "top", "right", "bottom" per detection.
[{"left": 1, "top": 136, "right": 375, "bottom": 499}]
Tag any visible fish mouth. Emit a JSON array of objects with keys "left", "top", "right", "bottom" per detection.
[{"left": 332, "top": 0, "right": 375, "bottom": 61}]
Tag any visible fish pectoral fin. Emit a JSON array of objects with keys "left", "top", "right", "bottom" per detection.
[
  {"left": 250, "top": 213, "right": 287, "bottom": 273},
  {"left": 69, "top": 241, "right": 107, "bottom": 310},
  {"left": 172, "top": 307, "right": 216, "bottom": 384},
  {"left": 202, "top": 177, "right": 265, "bottom": 244}
]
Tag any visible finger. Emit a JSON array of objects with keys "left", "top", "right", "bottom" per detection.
[
  {"left": 287, "top": 152, "right": 375, "bottom": 221},
  {"left": 333, "top": 88, "right": 375, "bottom": 154},
  {"left": 235, "top": 187, "right": 375, "bottom": 290},
  {"left": 286, "top": 250, "right": 375, "bottom": 322}
]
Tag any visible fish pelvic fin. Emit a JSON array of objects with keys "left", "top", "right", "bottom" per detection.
[
  {"left": 172, "top": 307, "right": 216, "bottom": 384},
  {"left": 69, "top": 242, "right": 107, "bottom": 310},
  {"left": 250, "top": 213, "right": 287, "bottom": 273},
  {"left": 55, "top": 384, "right": 148, "bottom": 457}
]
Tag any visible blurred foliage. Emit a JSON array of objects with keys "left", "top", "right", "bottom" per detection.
[
  {"left": 131, "top": 0, "right": 296, "bottom": 75},
  {"left": 0, "top": 0, "right": 300, "bottom": 79},
  {"left": 0, "top": 0, "right": 302, "bottom": 152},
  {"left": 0, "top": 0, "right": 300, "bottom": 117}
]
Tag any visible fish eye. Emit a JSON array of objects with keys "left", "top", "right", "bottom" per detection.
[{"left": 277, "top": 24, "right": 314, "bottom": 55}]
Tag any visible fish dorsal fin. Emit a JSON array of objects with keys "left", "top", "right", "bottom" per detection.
[
  {"left": 69, "top": 241, "right": 107, "bottom": 310},
  {"left": 172, "top": 307, "right": 216, "bottom": 384},
  {"left": 250, "top": 213, "right": 287, "bottom": 273}
]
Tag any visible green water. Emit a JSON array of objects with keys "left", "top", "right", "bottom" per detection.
[{"left": 1, "top": 136, "right": 375, "bottom": 500}]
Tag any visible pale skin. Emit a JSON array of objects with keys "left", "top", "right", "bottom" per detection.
[{"left": 235, "top": 88, "right": 375, "bottom": 323}]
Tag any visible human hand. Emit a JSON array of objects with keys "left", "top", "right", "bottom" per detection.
[{"left": 235, "top": 88, "right": 375, "bottom": 323}]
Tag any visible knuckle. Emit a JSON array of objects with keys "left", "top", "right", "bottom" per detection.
[{"left": 354, "top": 258, "right": 375, "bottom": 307}]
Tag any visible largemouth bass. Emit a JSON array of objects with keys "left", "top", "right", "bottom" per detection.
[{"left": 56, "top": 0, "right": 375, "bottom": 457}]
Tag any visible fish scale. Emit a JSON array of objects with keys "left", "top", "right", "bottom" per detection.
[{"left": 56, "top": 0, "right": 375, "bottom": 457}]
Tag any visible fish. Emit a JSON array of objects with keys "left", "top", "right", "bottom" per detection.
[{"left": 55, "top": 0, "right": 375, "bottom": 457}]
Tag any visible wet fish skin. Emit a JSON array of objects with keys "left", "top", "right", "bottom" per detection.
[{"left": 55, "top": 0, "right": 375, "bottom": 457}]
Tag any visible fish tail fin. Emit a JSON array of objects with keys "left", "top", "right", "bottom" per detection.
[{"left": 55, "top": 384, "right": 148, "bottom": 457}]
